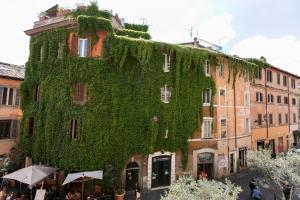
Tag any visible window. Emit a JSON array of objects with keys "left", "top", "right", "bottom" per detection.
[
  {"left": 285, "top": 113, "right": 289, "bottom": 124},
  {"left": 267, "top": 94, "right": 274, "bottom": 103},
  {"left": 161, "top": 84, "right": 171, "bottom": 103},
  {"left": 277, "top": 73, "right": 280, "bottom": 85},
  {"left": 284, "top": 97, "right": 288, "bottom": 104},
  {"left": 283, "top": 76, "right": 287, "bottom": 86},
  {"left": 292, "top": 98, "right": 296, "bottom": 105},
  {"left": 203, "top": 89, "right": 211, "bottom": 104},
  {"left": 257, "top": 114, "right": 263, "bottom": 126},
  {"left": 221, "top": 131, "right": 227, "bottom": 138},
  {"left": 267, "top": 70, "right": 272, "bottom": 82},
  {"left": 291, "top": 79, "right": 296, "bottom": 89},
  {"left": 245, "top": 118, "right": 250, "bottom": 134},
  {"left": 40, "top": 46, "right": 44, "bottom": 61},
  {"left": 0, "top": 120, "right": 19, "bottom": 139},
  {"left": 72, "top": 83, "right": 86, "bottom": 104},
  {"left": 78, "top": 38, "right": 89, "bottom": 57},
  {"left": 28, "top": 117, "right": 34, "bottom": 137},
  {"left": 244, "top": 92, "right": 250, "bottom": 106},
  {"left": 256, "top": 92, "right": 263, "bottom": 102},
  {"left": 220, "top": 89, "right": 225, "bottom": 96},
  {"left": 202, "top": 118, "right": 213, "bottom": 138},
  {"left": 278, "top": 114, "right": 282, "bottom": 125},
  {"left": 34, "top": 84, "right": 40, "bottom": 101},
  {"left": 293, "top": 113, "right": 296, "bottom": 123},
  {"left": 205, "top": 60, "right": 210, "bottom": 76},
  {"left": 69, "top": 119, "right": 78, "bottom": 140},
  {"left": 256, "top": 68, "right": 262, "bottom": 80},
  {"left": 219, "top": 63, "right": 224, "bottom": 77},
  {"left": 269, "top": 114, "right": 273, "bottom": 125},
  {"left": 58, "top": 42, "right": 65, "bottom": 59},
  {"left": 221, "top": 119, "right": 227, "bottom": 126},
  {"left": 163, "top": 53, "right": 171, "bottom": 72},
  {"left": 277, "top": 96, "right": 281, "bottom": 104},
  {"left": 0, "top": 87, "right": 19, "bottom": 106}
]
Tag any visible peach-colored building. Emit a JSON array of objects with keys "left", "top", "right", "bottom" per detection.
[
  {"left": 0, "top": 62, "right": 24, "bottom": 160},
  {"left": 251, "top": 61, "right": 299, "bottom": 154}
]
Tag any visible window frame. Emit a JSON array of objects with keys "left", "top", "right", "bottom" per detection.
[
  {"left": 277, "top": 96, "right": 281, "bottom": 104},
  {"left": 78, "top": 38, "right": 89, "bottom": 57},
  {"left": 269, "top": 113, "right": 273, "bottom": 125},
  {"left": 256, "top": 92, "right": 263, "bottom": 103},
  {"left": 163, "top": 53, "right": 171, "bottom": 72},
  {"left": 205, "top": 60, "right": 211, "bottom": 77},
  {"left": 283, "top": 76, "right": 287, "bottom": 86},
  {"left": 203, "top": 89, "right": 211, "bottom": 105},
  {"left": 267, "top": 70, "right": 272, "bottom": 82},
  {"left": 291, "top": 79, "right": 296, "bottom": 89},
  {"left": 72, "top": 83, "right": 87, "bottom": 104},
  {"left": 278, "top": 113, "right": 282, "bottom": 125},
  {"left": 69, "top": 119, "right": 78, "bottom": 140},
  {"left": 161, "top": 84, "right": 171, "bottom": 103},
  {"left": 219, "top": 62, "right": 224, "bottom": 77},
  {"left": 202, "top": 117, "right": 213, "bottom": 139},
  {"left": 267, "top": 94, "right": 274, "bottom": 104}
]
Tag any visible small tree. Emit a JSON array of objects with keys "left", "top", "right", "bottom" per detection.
[
  {"left": 161, "top": 176, "right": 241, "bottom": 200},
  {"left": 247, "top": 149, "right": 300, "bottom": 199}
]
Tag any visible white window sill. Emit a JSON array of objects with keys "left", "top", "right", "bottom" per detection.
[
  {"left": 205, "top": 73, "right": 211, "bottom": 77},
  {"left": 162, "top": 101, "right": 170, "bottom": 104},
  {"left": 203, "top": 103, "right": 210, "bottom": 106},
  {"left": 201, "top": 137, "right": 213, "bottom": 139}
]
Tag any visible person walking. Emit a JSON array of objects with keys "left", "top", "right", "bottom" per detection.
[
  {"left": 249, "top": 178, "right": 256, "bottom": 198},
  {"left": 135, "top": 183, "right": 141, "bottom": 200},
  {"left": 252, "top": 187, "right": 262, "bottom": 200}
]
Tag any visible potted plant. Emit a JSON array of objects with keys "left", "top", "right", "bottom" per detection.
[{"left": 115, "top": 187, "right": 125, "bottom": 200}]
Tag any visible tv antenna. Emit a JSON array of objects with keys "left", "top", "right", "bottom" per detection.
[{"left": 139, "top": 18, "right": 147, "bottom": 25}]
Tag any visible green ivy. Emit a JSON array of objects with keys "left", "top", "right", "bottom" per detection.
[
  {"left": 66, "top": 1, "right": 111, "bottom": 19},
  {"left": 115, "top": 29, "right": 151, "bottom": 40},
  {"left": 20, "top": 26, "right": 262, "bottom": 181},
  {"left": 124, "top": 23, "right": 149, "bottom": 32}
]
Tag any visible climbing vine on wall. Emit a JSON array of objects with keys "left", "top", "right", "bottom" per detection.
[{"left": 115, "top": 29, "right": 151, "bottom": 40}]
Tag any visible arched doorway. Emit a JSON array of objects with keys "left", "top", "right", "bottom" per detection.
[{"left": 125, "top": 162, "right": 139, "bottom": 191}]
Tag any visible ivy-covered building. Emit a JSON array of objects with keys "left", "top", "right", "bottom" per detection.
[{"left": 21, "top": 3, "right": 262, "bottom": 190}]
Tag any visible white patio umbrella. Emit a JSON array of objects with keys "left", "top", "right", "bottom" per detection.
[
  {"left": 2, "top": 165, "right": 57, "bottom": 188},
  {"left": 62, "top": 170, "right": 103, "bottom": 200}
]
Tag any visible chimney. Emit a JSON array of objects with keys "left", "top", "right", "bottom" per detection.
[{"left": 193, "top": 37, "right": 199, "bottom": 47}]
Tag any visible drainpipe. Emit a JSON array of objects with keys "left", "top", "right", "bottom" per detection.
[
  {"left": 288, "top": 77, "right": 291, "bottom": 149},
  {"left": 233, "top": 82, "right": 237, "bottom": 149},
  {"left": 265, "top": 69, "right": 269, "bottom": 141},
  {"left": 288, "top": 77, "right": 291, "bottom": 132}
]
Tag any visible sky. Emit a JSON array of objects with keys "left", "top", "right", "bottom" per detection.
[{"left": 1, "top": 0, "right": 300, "bottom": 75}]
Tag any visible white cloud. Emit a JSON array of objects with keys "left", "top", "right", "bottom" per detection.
[
  {"left": 231, "top": 35, "right": 300, "bottom": 75},
  {"left": 197, "top": 13, "right": 236, "bottom": 46}
]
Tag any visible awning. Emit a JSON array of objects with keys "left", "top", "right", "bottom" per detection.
[
  {"left": 62, "top": 170, "right": 103, "bottom": 185},
  {"left": 2, "top": 165, "right": 57, "bottom": 187}
]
